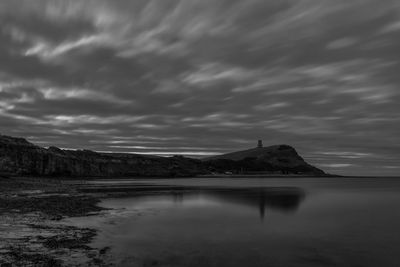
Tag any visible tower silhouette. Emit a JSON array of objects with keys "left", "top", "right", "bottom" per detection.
[{"left": 257, "top": 140, "right": 263, "bottom": 148}]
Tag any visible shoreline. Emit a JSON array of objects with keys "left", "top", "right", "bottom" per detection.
[{"left": 0, "top": 177, "right": 113, "bottom": 266}]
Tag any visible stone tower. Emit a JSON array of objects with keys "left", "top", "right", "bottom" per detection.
[{"left": 257, "top": 140, "right": 263, "bottom": 148}]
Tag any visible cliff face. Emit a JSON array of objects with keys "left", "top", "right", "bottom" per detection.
[
  {"left": 203, "top": 145, "right": 325, "bottom": 175},
  {"left": 0, "top": 135, "right": 206, "bottom": 177},
  {"left": 0, "top": 135, "right": 325, "bottom": 177}
]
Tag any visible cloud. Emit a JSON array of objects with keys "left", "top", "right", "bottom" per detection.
[
  {"left": 182, "top": 63, "right": 256, "bottom": 87},
  {"left": 326, "top": 38, "right": 358, "bottom": 50},
  {"left": 317, "top": 151, "right": 373, "bottom": 159},
  {"left": 39, "top": 87, "right": 131, "bottom": 105},
  {"left": 254, "top": 102, "right": 291, "bottom": 111},
  {"left": 24, "top": 35, "right": 107, "bottom": 60},
  {"left": 0, "top": 0, "right": 400, "bottom": 175},
  {"left": 379, "top": 21, "right": 400, "bottom": 34},
  {"left": 319, "top": 163, "right": 354, "bottom": 168}
]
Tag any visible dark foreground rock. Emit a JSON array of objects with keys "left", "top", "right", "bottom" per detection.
[
  {"left": 0, "top": 134, "right": 325, "bottom": 177},
  {"left": 0, "top": 178, "right": 111, "bottom": 266},
  {"left": 0, "top": 223, "right": 101, "bottom": 267}
]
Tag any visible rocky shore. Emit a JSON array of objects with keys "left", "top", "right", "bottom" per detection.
[{"left": 0, "top": 177, "right": 112, "bottom": 266}]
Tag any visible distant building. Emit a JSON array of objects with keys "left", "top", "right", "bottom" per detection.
[{"left": 257, "top": 140, "right": 263, "bottom": 148}]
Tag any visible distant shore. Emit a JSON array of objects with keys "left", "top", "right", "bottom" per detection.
[{"left": 198, "top": 173, "right": 340, "bottom": 178}]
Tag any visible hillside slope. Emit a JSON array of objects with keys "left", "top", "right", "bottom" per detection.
[{"left": 204, "top": 145, "right": 325, "bottom": 175}]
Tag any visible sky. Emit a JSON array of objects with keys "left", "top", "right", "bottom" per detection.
[{"left": 0, "top": 0, "right": 399, "bottom": 176}]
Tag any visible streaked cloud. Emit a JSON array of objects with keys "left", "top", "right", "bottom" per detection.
[
  {"left": 326, "top": 38, "right": 358, "bottom": 50},
  {"left": 0, "top": 0, "right": 399, "bottom": 175},
  {"left": 319, "top": 163, "right": 354, "bottom": 168}
]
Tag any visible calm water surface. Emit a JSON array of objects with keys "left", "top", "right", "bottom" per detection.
[{"left": 66, "top": 178, "right": 400, "bottom": 267}]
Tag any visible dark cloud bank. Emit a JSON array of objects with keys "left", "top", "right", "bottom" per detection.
[{"left": 0, "top": 0, "right": 399, "bottom": 175}]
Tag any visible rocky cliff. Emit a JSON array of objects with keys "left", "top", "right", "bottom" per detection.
[
  {"left": 0, "top": 135, "right": 206, "bottom": 177},
  {"left": 0, "top": 135, "right": 325, "bottom": 177}
]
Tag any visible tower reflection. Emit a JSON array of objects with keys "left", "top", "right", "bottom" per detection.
[{"left": 169, "top": 187, "right": 306, "bottom": 219}]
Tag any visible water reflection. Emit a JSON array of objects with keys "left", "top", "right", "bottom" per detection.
[
  {"left": 152, "top": 187, "right": 305, "bottom": 220},
  {"left": 71, "top": 179, "right": 400, "bottom": 267}
]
